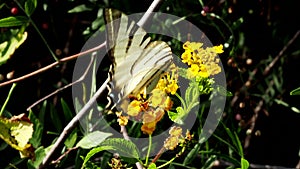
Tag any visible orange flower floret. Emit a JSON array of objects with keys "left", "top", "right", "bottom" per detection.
[{"left": 127, "top": 100, "right": 142, "bottom": 116}]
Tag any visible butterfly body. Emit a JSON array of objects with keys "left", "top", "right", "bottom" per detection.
[{"left": 104, "top": 9, "right": 173, "bottom": 110}]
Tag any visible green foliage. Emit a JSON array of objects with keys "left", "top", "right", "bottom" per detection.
[
  {"left": 25, "top": 0, "right": 37, "bottom": 16},
  {"left": 0, "top": 29, "right": 27, "bottom": 65},
  {"left": 76, "top": 131, "right": 112, "bottom": 149},
  {"left": 99, "top": 138, "right": 140, "bottom": 160},
  {"left": 290, "top": 87, "right": 300, "bottom": 95},
  {"left": 0, "top": 16, "right": 28, "bottom": 27}
]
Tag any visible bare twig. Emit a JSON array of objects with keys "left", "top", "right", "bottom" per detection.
[
  {"left": 51, "top": 147, "right": 79, "bottom": 165},
  {"left": 0, "top": 43, "right": 105, "bottom": 88},
  {"left": 231, "top": 30, "right": 300, "bottom": 107},
  {"left": 26, "top": 53, "right": 96, "bottom": 111},
  {"left": 244, "top": 80, "right": 274, "bottom": 148},
  {"left": 39, "top": 78, "right": 109, "bottom": 169}
]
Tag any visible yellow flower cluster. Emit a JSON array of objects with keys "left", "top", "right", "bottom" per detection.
[
  {"left": 163, "top": 126, "right": 182, "bottom": 150},
  {"left": 156, "top": 64, "right": 179, "bottom": 95},
  {"left": 181, "top": 41, "right": 223, "bottom": 78},
  {"left": 164, "top": 127, "right": 194, "bottom": 151},
  {"left": 123, "top": 67, "right": 179, "bottom": 135}
]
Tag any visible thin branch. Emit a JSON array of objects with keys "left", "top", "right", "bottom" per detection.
[
  {"left": 137, "top": 0, "right": 163, "bottom": 27},
  {"left": 51, "top": 147, "right": 79, "bottom": 165},
  {"left": 39, "top": 78, "right": 109, "bottom": 169},
  {"left": 230, "top": 30, "right": 300, "bottom": 107},
  {"left": 0, "top": 43, "right": 106, "bottom": 88},
  {"left": 26, "top": 53, "right": 96, "bottom": 111},
  {"left": 244, "top": 80, "right": 274, "bottom": 149}
]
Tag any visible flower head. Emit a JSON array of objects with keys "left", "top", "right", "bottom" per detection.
[{"left": 181, "top": 41, "right": 223, "bottom": 78}]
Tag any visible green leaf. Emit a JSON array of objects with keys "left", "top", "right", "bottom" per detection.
[
  {"left": 64, "top": 130, "right": 77, "bottom": 148},
  {"left": 76, "top": 130, "right": 112, "bottom": 149},
  {"left": 0, "top": 16, "right": 28, "bottom": 27},
  {"left": 27, "top": 146, "right": 46, "bottom": 169},
  {"left": 25, "top": 0, "right": 37, "bottom": 16},
  {"left": 148, "top": 163, "right": 157, "bottom": 169},
  {"left": 290, "top": 87, "right": 300, "bottom": 95},
  {"left": 183, "top": 143, "right": 200, "bottom": 165},
  {"left": 0, "top": 30, "right": 27, "bottom": 66},
  {"left": 82, "top": 145, "right": 115, "bottom": 169},
  {"left": 201, "top": 155, "right": 217, "bottom": 169},
  {"left": 167, "top": 108, "right": 184, "bottom": 124},
  {"left": 68, "top": 4, "right": 93, "bottom": 13},
  {"left": 49, "top": 103, "right": 62, "bottom": 132},
  {"left": 100, "top": 138, "right": 140, "bottom": 159},
  {"left": 215, "top": 85, "right": 233, "bottom": 96},
  {"left": 28, "top": 110, "right": 43, "bottom": 148},
  {"left": 241, "top": 158, "right": 249, "bottom": 169},
  {"left": 0, "top": 113, "right": 34, "bottom": 158},
  {"left": 60, "top": 98, "right": 73, "bottom": 122}
]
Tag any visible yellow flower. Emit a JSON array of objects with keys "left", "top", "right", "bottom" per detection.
[
  {"left": 150, "top": 89, "right": 166, "bottom": 108},
  {"left": 164, "top": 136, "right": 179, "bottom": 150},
  {"left": 213, "top": 44, "right": 224, "bottom": 54},
  {"left": 167, "top": 81, "right": 179, "bottom": 95},
  {"left": 127, "top": 100, "right": 142, "bottom": 116},
  {"left": 181, "top": 51, "right": 192, "bottom": 65},
  {"left": 181, "top": 41, "right": 223, "bottom": 78},
  {"left": 169, "top": 126, "right": 183, "bottom": 137},
  {"left": 187, "top": 64, "right": 200, "bottom": 78},
  {"left": 183, "top": 41, "right": 203, "bottom": 51},
  {"left": 117, "top": 115, "right": 129, "bottom": 126}
]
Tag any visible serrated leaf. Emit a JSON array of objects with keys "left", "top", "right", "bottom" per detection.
[
  {"left": 0, "top": 16, "right": 28, "bottom": 27},
  {"left": 68, "top": 4, "right": 93, "bottom": 13},
  {"left": 25, "top": 0, "right": 37, "bottom": 16},
  {"left": 76, "top": 131, "right": 112, "bottom": 149},
  {"left": 81, "top": 145, "right": 114, "bottom": 169},
  {"left": 100, "top": 138, "right": 140, "bottom": 159}
]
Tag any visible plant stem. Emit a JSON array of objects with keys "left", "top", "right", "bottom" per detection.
[
  {"left": 0, "top": 83, "right": 17, "bottom": 116},
  {"left": 157, "top": 156, "right": 176, "bottom": 169},
  {"left": 145, "top": 134, "right": 152, "bottom": 166},
  {"left": 175, "top": 93, "right": 187, "bottom": 111},
  {"left": 13, "top": 0, "right": 58, "bottom": 61}
]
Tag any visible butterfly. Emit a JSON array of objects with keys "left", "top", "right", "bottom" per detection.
[{"left": 104, "top": 8, "right": 173, "bottom": 110}]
